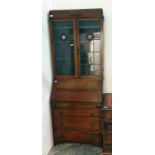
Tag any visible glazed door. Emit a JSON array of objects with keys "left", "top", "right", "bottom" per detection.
[
  {"left": 51, "top": 20, "right": 76, "bottom": 77},
  {"left": 50, "top": 18, "right": 103, "bottom": 79},
  {"left": 78, "top": 19, "right": 103, "bottom": 78}
]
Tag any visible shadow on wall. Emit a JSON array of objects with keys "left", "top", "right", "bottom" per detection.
[
  {"left": 42, "top": 73, "right": 54, "bottom": 155},
  {"left": 42, "top": 73, "right": 51, "bottom": 92}
]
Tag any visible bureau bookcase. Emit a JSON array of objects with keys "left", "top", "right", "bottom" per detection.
[{"left": 49, "top": 9, "right": 104, "bottom": 147}]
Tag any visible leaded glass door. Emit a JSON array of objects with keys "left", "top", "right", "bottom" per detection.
[
  {"left": 78, "top": 19, "right": 103, "bottom": 77},
  {"left": 51, "top": 21, "right": 76, "bottom": 77},
  {"left": 50, "top": 18, "right": 103, "bottom": 79}
]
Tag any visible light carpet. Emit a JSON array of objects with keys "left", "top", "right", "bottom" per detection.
[{"left": 48, "top": 143, "right": 102, "bottom": 155}]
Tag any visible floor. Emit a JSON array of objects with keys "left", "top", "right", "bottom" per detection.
[{"left": 48, "top": 143, "right": 102, "bottom": 155}]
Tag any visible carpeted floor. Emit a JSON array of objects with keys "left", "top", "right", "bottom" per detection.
[{"left": 48, "top": 143, "right": 102, "bottom": 155}]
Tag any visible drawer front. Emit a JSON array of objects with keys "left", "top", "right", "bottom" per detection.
[
  {"left": 54, "top": 102, "right": 101, "bottom": 109},
  {"left": 54, "top": 89, "right": 102, "bottom": 102},
  {"left": 55, "top": 79, "right": 101, "bottom": 90},
  {"left": 104, "top": 134, "right": 112, "bottom": 142},
  {"left": 54, "top": 130, "right": 102, "bottom": 146},
  {"left": 53, "top": 117, "right": 101, "bottom": 131},
  {"left": 53, "top": 109, "right": 100, "bottom": 117},
  {"left": 52, "top": 80, "right": 102, "bottom": 103},
  {"left": 103, "top": 111, "right": 112, "bottom": 120},
  {"left": 103, "top": 123, "right": 112, "bottom": 131}
]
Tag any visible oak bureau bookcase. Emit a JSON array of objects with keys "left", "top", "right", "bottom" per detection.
[{"left": 49, "top": 9, "right": 105, "bottom": 148}]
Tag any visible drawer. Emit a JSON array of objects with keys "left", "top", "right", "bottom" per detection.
[
  {"left": 103, "top": 110, "right": 112, "bottom": 120},
  {"left": 54, "top": 102, "right": 101, "bottom": 109},
  {"left": 55, "top": 79, "right": 101, "bottom": 90},
  {"left": 54, "top": 89, "right": 102, "bottom": 102},
  {"left": 53, "top": 109, "right": 100, "bottom": 117},
  {"left": 52, "top": 80, "right": 102, "bottom": 102},
  {"left": 103, "top": 133, "right": 112, "bottom": 142},
  {"left": 103, "top": 123, "right": 112, "bottom": 131},
  {"left": 54, "top": 130, "right": 103, "bottom": 146},
  {"left": 53, "top": 117, "right": 101, "bottom": 131}
]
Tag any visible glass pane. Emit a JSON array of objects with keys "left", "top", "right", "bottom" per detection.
[
  {"left": 80, "top": 64, "right": 100, "bottom": 76},
  {"left": 79, "top": 21, "right": 101, "bottom": 76},
  {"left": 53, "top": 21, "right": 75, "bottom": 75}
]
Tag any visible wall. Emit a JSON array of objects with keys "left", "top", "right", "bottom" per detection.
[
  {"left": 42, "top": 0, "right": 53, "bottom": 154},
  {"left": 52, "top": 0, "right": 112, "bottom": 93}
]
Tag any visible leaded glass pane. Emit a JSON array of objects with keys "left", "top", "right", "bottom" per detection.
[
  {"left": 79, "top": 21, "right": 101, "bottom": 76},
  {"left": 53, "top": 21, "right": 75, "bottom": 75}
]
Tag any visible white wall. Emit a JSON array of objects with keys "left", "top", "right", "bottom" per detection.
[
  {"left": 42, "top": 0, "right": 53, "bottom": 155},
  {"left": 52, "top": 0, "right": 112, "bottom": 93}
]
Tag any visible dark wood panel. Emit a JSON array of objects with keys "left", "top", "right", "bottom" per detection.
[
  {"left": 103, "top": 123, "right": 112, "bottom": 131},
  {"left": 55, "top": 79, "right": 102, "bottom": 90},
  {"left": 104, "top": 134, "right": 112, "bottom": 142},
  {"left": 103, "top": 111, "right": 112, "bottom": 120},
  {"left": 53, "top": 117, "right": 101, "bottom": 131},
  {"left": 49, "top": 9, "right": 103, "bottom": 19},
  {"left": 54, "top": 130, "right": 102, "bottom": 146},
  {"left": 54, "top": 90, "right": 102, "bottom": 102},
  {"left": 54, "top": 102, "right": 101, "bottom": 109},
  {"left": 53, "top": 109, "right": 100, "bottom": 117},
  {"left": 51, "top": 79, "right": 102, "bottom": 102},
  {"left": 102, "top": 93, "right": 112, "bottom": 153}
]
